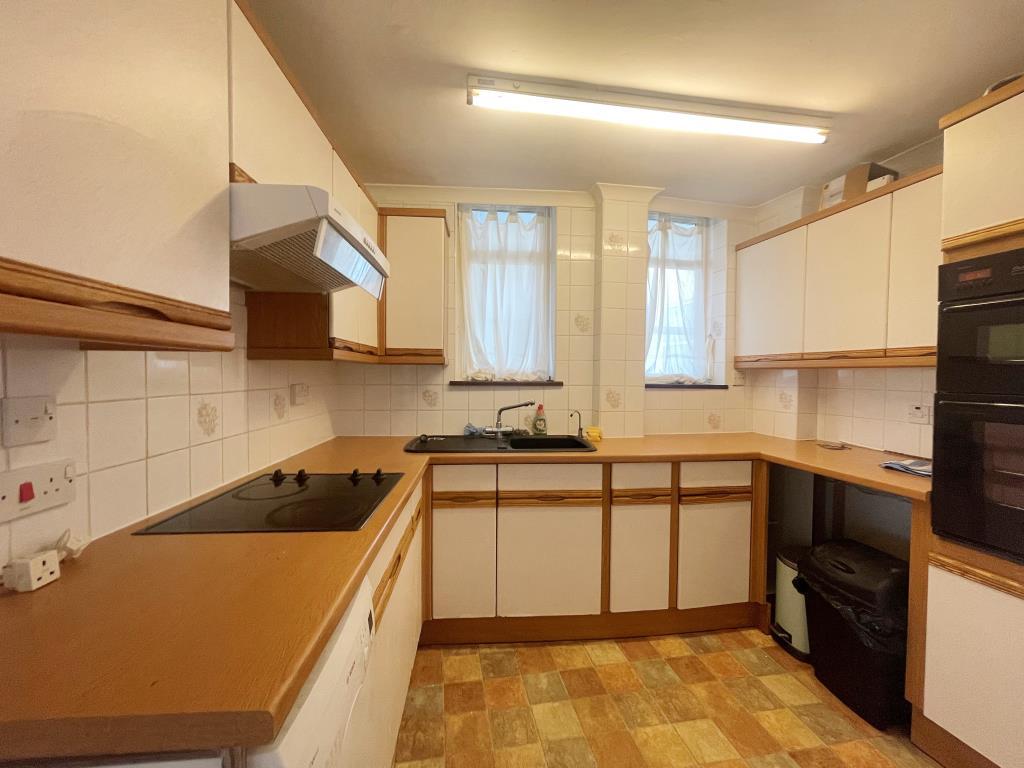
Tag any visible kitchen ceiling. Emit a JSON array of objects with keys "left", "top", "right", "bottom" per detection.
[{"left": 242, "top": 0, "right": 1024, "bottom": 206}]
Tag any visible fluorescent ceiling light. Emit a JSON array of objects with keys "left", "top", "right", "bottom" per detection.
[{"left": 467, "top": 76, "right": 830, "bottom": 144}]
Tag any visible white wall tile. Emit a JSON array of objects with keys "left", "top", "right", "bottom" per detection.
[
  {"left": 147, "top": 352, "right": 189, "bottom": 397},
  {"left": 189, "top": 441, "right": 223, "bottom": 495},
  {"left": 222, "top": 391, "right": 247, "bottom": 437},
  {"left": 90, "top": 462, "right": 146, "bottom": 537},
  {"left": 221, "top": 349, "right": 247, "bottom": 392},
  {"left": 147, "top": 449, "right": 190, "bottom": 514},
  {"left": 189, "top": 394, "right": 223, "bottom": 445},
  {"left": 87, "top": 351, "right": 145, "bottom": 401},
  {"left": 147, "top": 396, "right": 189, "bottom": 457},
  {"left": 222, "top": 434, "right": 249, "bottom": 482},
  {"left": 56, "top": 403, "right": 88, "bottom": 475},
  {"left": 248, "top": 429, "right": 270, "bottom": 472},
  {"left": 189, "top": 352, "right": 222, "bottom": 394},
  {"left": 4, "top": 336, "right": 85, "bottom": 403},
  {"left": 88, "top": 400, "right": 146, "bottom": 470},
  {"left": 248, "top": 389, "right": 270, "bottom": 431}
]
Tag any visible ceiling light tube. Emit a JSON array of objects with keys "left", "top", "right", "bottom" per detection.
[{"left": 467, "top": 75, "right": 830, "bottom": 144}]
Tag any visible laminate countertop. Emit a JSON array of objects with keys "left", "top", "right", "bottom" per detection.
[{"left": 0, "top": 433, "right": 929, "bottom": 761}]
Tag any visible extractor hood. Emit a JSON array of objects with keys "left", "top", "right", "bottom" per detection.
[{"left": 229, "top": 183, "right": 389, "bottom": 298}]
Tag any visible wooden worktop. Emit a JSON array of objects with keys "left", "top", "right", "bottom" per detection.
[{"left": 0, "top": 433, "right": 929, "bottom": 762}]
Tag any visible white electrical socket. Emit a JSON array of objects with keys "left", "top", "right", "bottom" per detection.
[
  {"left": 732, "top": 370, "right": 748, "bottom": 387},
  {"left": 0, "top": 459, "right": 77, "bottom": 525},
  {"left": 2, "top": 549, "right": 61, "bottom": 592},
  {"left": 907, "top": 404, "right": 931, "bottom": 425},
  {"left": 2, "top": 396, "right": 57, "bottom": 447},
  {"left": 290, "top": 382, "right": 309, "bottom": 406}
]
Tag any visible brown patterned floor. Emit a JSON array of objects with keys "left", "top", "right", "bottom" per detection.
[{"left": 393, "top": 629, "right": 939, "bottom": 768}]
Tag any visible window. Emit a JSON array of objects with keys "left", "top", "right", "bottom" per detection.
[
  {"left": 458, "top": 204, "right": 555, "bottom": 381},
  {"left": 645, "top": 213, "right": 711, "bottom": 384}
]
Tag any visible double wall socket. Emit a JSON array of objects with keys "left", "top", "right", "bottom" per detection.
[
  {"left": 0, "top": 459, "right": 77, "bottom": 525},
  {"left": 2, "top": 396, "right": 57, "bottom": 447},
  {"left": 907, "top": 404, "right": 932, "bottom": 425}
]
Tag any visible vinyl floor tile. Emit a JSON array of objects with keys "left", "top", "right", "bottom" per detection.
[{"left": 396, "top": 632, "right": 933, "bottom": 767}]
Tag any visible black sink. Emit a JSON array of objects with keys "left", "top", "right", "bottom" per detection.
[{"left": 404, "top": 434, "right": 596, "bottom": 453}]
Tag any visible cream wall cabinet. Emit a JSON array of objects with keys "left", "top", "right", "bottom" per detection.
[
  {"left": 431, "top": 465, "right": 497, "bottom": 619},
  {"left": 382, "top": 213, "right": 449, "bottom": 360},
  {"left": 229, "top": 3, "right": 331, "bottom": 190},
  {"left": 609, "top": 463, "right": 672, "bottom": 613},
  {"left": 803, "top": 195, "right": 892, "bottom": 354},
  {"left": 330, "top": 153, "right": 379, "bottom": 351},
  {"left": 678, "top": 501, "right": 751, "bottom": 609},
  {"left": 923, "top": 565, "right": 1024, "bottom": 768},
  {"left": 887, "top": 175, "right": 942, "bottom": 350},
  {"left": 496, "top": 464, "right": 602, "bottom": 617},
  {"left": 0, "top": 0, "right": 230, "bottom": 314},
  {"left": 942, "top": 91, "right": 1024, "bottom": 240},
  {"left": 736, "top": 228, "right": 807, "bottom": 358}
]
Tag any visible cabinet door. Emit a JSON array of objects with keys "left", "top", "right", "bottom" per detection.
[
  {"left": 0, "top": 0, "right": 229, "bottom": 312},
  {"left": 887, "top": 175, "right": 942, "bottom": 350},
  {"left": 385, "top": 216, "right": 447, "bottom": 353},
  {"left": 942, "top": 93, "right": 1024, "bottom": 240},
  {"left": 923, "top": 566, "right": 1024, "bottom": 768},
  {"left": 678, "top": 501, "right": 751, "bottom": 609},
  {"left": 498, "top": 505, "right": 603, "bottom": 616},
  {"left": 610, "top": 463, "right": 672, "bottom": 613},
  {"left": 497, "top": 464, "right": 603, "bottom": 616},
  {"left": 229, "top": 3, "right": 331, "bottom": 191},
  {"left": 804, "top": 196, "right": 892, "bottom": 354},
  {"left": 736, "top": 228, "right": 807, "bottom": 357},
  {"left": 431, "top": 465, "right": 496, "bottom": 619}
]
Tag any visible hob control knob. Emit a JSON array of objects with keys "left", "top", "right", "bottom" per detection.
[
  {"left": 373, "top": 468, "right": 385, "bottom": 483},
  {"left": 295, "top": 469, "right": 310, "bottom": 485},
  {"left": 350, "top": 469, "right": 361, "bottom": 483},
  {"left": 271, "top": 469, "right": 286, "bottom": 486}
]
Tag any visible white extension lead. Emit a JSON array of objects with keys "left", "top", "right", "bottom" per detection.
[{"left": 1, "top": 528, "right": 90, "bottom": 592}]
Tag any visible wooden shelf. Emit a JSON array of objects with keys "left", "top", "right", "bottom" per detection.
[{"left": 735, "top": 348, "right": 936, "bottom": 370}]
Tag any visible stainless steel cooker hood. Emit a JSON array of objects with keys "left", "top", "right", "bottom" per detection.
[{"left": 229, "top": 183, "right": 389, "bottom": 298}]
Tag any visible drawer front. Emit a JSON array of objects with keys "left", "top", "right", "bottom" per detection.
[
  {"left": 433, "top": 464, "right": 496, "bottom": 492},
  {"left": 499, "top": 463, "right": 603, "bottom": 491},
  {"left": 680, "top": 461, "right": 752, "bottom": 489},
  {"left": 612, "top": 462, "right": 672, "bottom": 489}
]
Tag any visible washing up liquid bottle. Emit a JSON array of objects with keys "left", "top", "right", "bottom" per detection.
[{"left": 532, "top": 404, "right": 547, "bottom": 435}]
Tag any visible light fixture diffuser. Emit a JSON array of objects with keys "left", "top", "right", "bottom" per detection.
[{"left": 467, "top": 76, "right": 830, "bottom": 144}]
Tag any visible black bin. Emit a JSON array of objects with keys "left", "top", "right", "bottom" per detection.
[{"left": 795, "top": 539, "right": 910, "bottom": 729}]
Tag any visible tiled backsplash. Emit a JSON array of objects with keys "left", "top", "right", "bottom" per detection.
[
  {"left": 750, "top": 367, "right": 935, "bottom": 458},
  {"left": 0, "top": 288, "right": 346, "bottom": 566}
]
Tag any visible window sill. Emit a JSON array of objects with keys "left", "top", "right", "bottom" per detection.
[
  {"left": 448, "top": 380, "right": 564, "bottom": 388},
  {"left": 645, "top": 383, "right": 729, "bottom": 389}
]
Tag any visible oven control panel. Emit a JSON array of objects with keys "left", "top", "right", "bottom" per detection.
[{"left": 940, "top": 248, "right": 1024, "bottom": 301}]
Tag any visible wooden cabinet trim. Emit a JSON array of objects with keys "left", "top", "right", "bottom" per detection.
[
  {"left": 610, "top": 488, "right": 674, "bottom": 505},
  {"left": 749, "top": 462, "right": 769, "bottom": 613},
  {"left": 911, "top": 707, "right": 1001, "bottom": 768},
  {"left": 498, "top": 489, "right": 604, "bottom": 507},
  {"left": 378, "top": 207, "right": 451, "bottom": 237},
  {"left": 736, "top": 166, "right": 942, "bottom": 251},
  {"left": 939, "top": 76, "right": 1024, "bottom": 130},
  {"left": 668, "top": 463, "right": 681, "bottom": 609},
  {"left": 735, "top": 353, "right": 936, "bottom": 370},
  {"left": 0, "top": 255, "right": 231, "bottom": 331},
  {"left": 600, "top": 464, "right": 612, "bottom": 614},
  {"left": 229, "top": 162, "right": 257, "bottom": 183},
  {"left": 421, "top": 602, "right": 759, "bottom": 645},
  {"left": 734, "top": 353, "right": 804, "bottom": 364},
  {"left": 372, "top": 499, "right": 423, "bottom": 625},
  {"left": 885, "top": 346, "right": 937, "bottom": 358},
  {"left": 332, "top": 337, "right": 379, "bottom": 355},
  {"left": 679, "top": 486, "right": 754, "bottom": 504},
  {"left": 928, "top": 552, "right": 1024, "bottom": 601},
  {"left": 431, "top": 491, "right": 498, "bottom": 509},
  {"left": 0, "top": 293, "right": 234, "bottom": 351},
  {"left": 931, "top": 531, "right": 1024, "bottom": 587},
  {"left": 905, "top": 500, "right": 930, "bottom": 707},
  {"left": 422, "top": 470, "right": 434, "bottom": 621},
  {"left": 801, "top": 348, "right": 886, "bottom": 361},
  {"left": 941, "top": 216, "right": 1024, "bottom": 260}
]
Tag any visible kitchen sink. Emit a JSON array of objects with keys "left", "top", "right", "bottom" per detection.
[{"left": 404, "top": 433, "right": 596, "bottom": 453}]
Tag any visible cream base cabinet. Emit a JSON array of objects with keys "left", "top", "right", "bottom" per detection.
[
  {"left": 804, "top": 195, "right": 892, "bottom": 354},
  {"left": 678, "top": 501, "right": 752, "bottom": 609},
  {"left": 431, "top": 465, "right": 497, "bottom": 619},
  {"left": 229, "top": 3, "right": 331, "bottom": 191},
  {"left": 383, "top": 213, "right": 449, "bottom": 357},
  {"left": 497, "top": 465, "right": 602, "bottom": 616},
  {"left": 340, "top": 499, "right": 422, "bottom": 768},
  {"left": 0, "top": 0, "right": 230, "bottom": 313},
  {"left": 942, "top": 92, "right": 1024, "bottom": 240},
  {"left": 736, "top": 228, "right": 807, "bottom": 358},
  {"left": 887, "top": 175, "right": 942, "bottom": 350},
  {"left": 610, "top": 463, "right": 672, "bottom": 613},
  {"left": 923, "top": 566, "right": 1024, "bottom": 768}
]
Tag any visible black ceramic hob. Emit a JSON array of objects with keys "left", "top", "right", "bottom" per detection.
[{"left": 136, "top": 469, "right": 403, "bottom": 534}]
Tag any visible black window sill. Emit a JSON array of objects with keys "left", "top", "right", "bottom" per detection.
[
  {"left": 645, "top": 383, "right": 729, "bottom": 389},
  {"left": 448, "top": 380, "right": 564, "bottom": 387}
]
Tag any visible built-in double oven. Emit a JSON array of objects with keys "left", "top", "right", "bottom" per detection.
[{"left": 933, "top": 249, "right": 1024, "bottom": 562}]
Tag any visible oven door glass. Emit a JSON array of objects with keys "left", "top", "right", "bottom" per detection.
[
  {"left": 932, "top": 397, "right": 1024, "bottom": 561},
  {"left": 937, "top": 293, "right": 1024, "bottom": 395}
]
